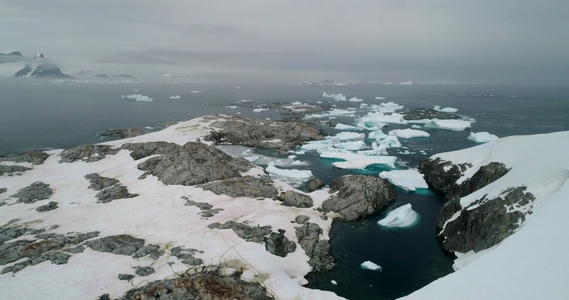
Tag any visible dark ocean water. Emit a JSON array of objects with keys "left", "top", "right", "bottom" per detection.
[{"left": 1, "top": 80, "right": 568, "bottom": 299}]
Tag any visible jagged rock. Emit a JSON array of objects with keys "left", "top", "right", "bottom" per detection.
[
  {"left": 277, "top": 190, "right": 313, "bottom": 208},
  {"left": 295, "top": 222, "right": 334, "bottom": 272},
  {"left": 0, "top": 188, "right": 6, "bottom": 194},
  {"left": 59, "top": 144, "right": 120, "bottom": 163},
  {"left": 0, "top": 165, "right": 32, "bottom": 175},
  {"left": 306, "top": 177, "right": 326, "bottom": 192},
  {"left": 36, "top": 201, "right": 58, "bottom": 212},
  {"left": 86, "top": 235, "right": 145, "bottom": 256},
  {"left": 184, "top": 199, "right": 223, "bottom": 218},
  {"left": 11, "top": 181, "right": 53, "bottom": 203},
  {"left": 204, "top": 116, "right": 325, "bottom": 151},
  {"left": 199, "top": 176, "right": 278, "bottom": 199},
  {"left": 440, "top": 187, "right": 535, "bottom": 253},
  {"left": 99, "top": 128, "right": 146, "bottom": 139},
  {"left": 14, "top": 64, "right": 33, "bottom": 77},
  {"left": 137, "top": 142, "right": 253, "bottom": 186},
  {"left": 135, "top": 266, "right": 155, "bottom": 276},
  {"left": 133, "top": 244, "right": 163, "bottom": 260},
  {"left": 400, "top": 108, "right": 461, "bottom": 121},
  {"left": 170, "top": 246, "right": 203, "bottom": 266},
  {"left": 30, "top": 63, "right": 73, "bottom": 78},
  {"left": 0, "top": 150, "right": 49, "bottom": 165},
  {"left": 118, "top": 274, "right": 135, "bottom": 281},
  {"left": 122, "top": 142, "right": 180, "bottom": 160},
  {"left": 0, "top": 226, "right": 39, "bottom": 244},
  {"left": 85, "top": 173, "right": 119, "bottom": 191},
  {"left": 208, "top": 221, "right": 272, "bottom": 243},
  {"left": 95, "top": 184, "right": 138, "bottom": 203},
  {"left": 322, "top": 175, "right": 397, "bottom": 221},
  {"left": 264, "top": 229, "right": 296, "bottom": 257},
  {"left": 118, "top": 272, "right": 274, "bottom": 300},
  {"left": 294, "top": 215, "right": 310, "bottom": 224}
]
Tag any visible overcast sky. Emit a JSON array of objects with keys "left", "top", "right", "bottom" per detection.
[{"left": 2, "top": 0, "right": 568, "bottom": 84}]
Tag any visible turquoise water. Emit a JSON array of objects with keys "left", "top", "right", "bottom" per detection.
[{"left": 2, "top": 81, "right": 569, "bottom": 299}]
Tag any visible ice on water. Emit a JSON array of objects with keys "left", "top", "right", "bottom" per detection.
[
  {"left": 322, "top": 92, "right": 347, "bottom": 101},
  {"left": 434, "top": 105, "right": 458, "bottom": 113},
  {"left": 122, "top": 94, "right": 153, "bottom": 102},
  {"left": 468, "top": 132, "right": 499, "bottom": 143},
  {"left": 378, "top": 204, "right": 418, "bottom": 228},
  {"left": 424, "top": 119, "right": 471, "bottom": 131},
  {"left": 389, "top": 129, "right": 430, "bottom": 139},
  {"left": 360, "top": 261, "right": 382, "bottom": 271},
  {"left": 265, "top": 163, "right": 313, "bottom": 187},
  {"left": 379, "top": 169, "right": 428, "bottom": 191}
]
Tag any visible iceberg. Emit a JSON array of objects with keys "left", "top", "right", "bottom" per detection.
[
  {"left": 322, "top": 92, "right": 347, "bottom": 101},
  {"left": 389, "top": 129, "right": 430, "bottom": 139},
  {"left": 379, "top": 169, "right": 429, "bottom": 191},
  {"left": 331, "top": 140, "right": 367, "bottom": 151},
  {"left": 424, "top": 119, "right": 471, "bottom": 131},
  {"left": 348, "top": 97, "right": 364, "bottom": 102},
  {"left": 368, "top": 129, "right": 388, "bottom": 140},
  {"left": 334, "top": 123, "right": 359, "bottom": 130},
  {"left": 376, "top": 135, "right": 402, "bottom": 148},
  {"left": 378, "top": 204, "right": 418, "bottom": 227},
  {"left": 434, "top": 105, "right": 458, "bottom": 113},
  {"left": 121, "top": 94, "right": 153, "bottom": 102},
  {"left": 169, "top": 95, "right": 182, "bottom": 99},
  {"left": 253, "top": 108, "right": 269, "bottom": 112},
  {"left": 468, "top": 132, "right": 499, "bottom": 143},
  {"left": 320, "top": 151, "right": 397, "bottom": 169},
  {"left": 360, "top": 261, "right": 382, "bottom": 271},
  {"left": 265, "top": 163, "right": 312, "bottom": 187},
  {"left": 329, "top": 132, "right": 365, "bottom": 142}
]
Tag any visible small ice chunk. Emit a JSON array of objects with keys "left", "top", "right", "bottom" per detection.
[
  {"left": 368, "top": 130, "right": 388, "bottom": 140},
  {"left": 332, "top": 140, "right": 367, "bottom": 151},
  {"left": 291, "top": 101, "right": 302, "bottom": 105},
  {"left": 320, "top": 152, "right": 397, "bottom": 169},
  {"left": 360, "top": 261, "right": 382, "bottom": 271},
  {"left": 434, "top": 105, "right": 458, "bottom": 113},
  {"left": 253, "top": 108, "right": 269, "bottom": 112},
  {"left": 468, "top": 132, "right": 499, "bottom": 143},
  {"left": 265, "top": 163, "right": 312, "bottom": 181},
  {"left": 329, "top": 132, "right": 365, "bottom": 142},
  {"left": 424, "top": 119, "right": 471, "bottom": 131},
  {"left": 389, "top": 128, "right": 430, "bottom": 139},
  {"left": 377, "top": 136, "right": 402, "bottom": 148},
  {"left": 334, "top": 123, "right": 358, "bottom": 130},
  {"left": 122, "top": 94, "right": 153, "bottom": 102},
  {"left": 190, "top": 90, "right": 203, "bottom": 93},
  {"left": 379, "top": 169, "right": 428, "bottom": 191},
  {"left": 226, "top": 105, "right": 239, "bottom": 109},
  {"left": 169, "top": 95, "right": 181, "bottom": 99},
  {"left": 375, "top": 96, "right": 386, "bottom": 100},
  {"left": 348, "top": 97, "right": 364, "bottom": 102},
  {"left": 322, "top": 92, "right": 347, "bottom": 101},
  {"left": 331, "top": 280, "right": 338, "bottom": 285},
  {"left": 378, "top": 204, "right": 418, "bottom": 228}
]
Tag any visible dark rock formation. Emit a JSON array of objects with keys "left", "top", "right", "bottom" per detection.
[
  {"left": 295, "top": 222, "right": 334, "bottom": 272},
  {"left": 208, "top": 221, "right": 272, "bottom": 244},
  {"left": 122, "top": 141, "right": 180, "bottom": 160},
  {"left": 294, "top": 215, "right": 310, "bottom": 224},
  {"left": 135, "top": 266, "right": 155, "bottom": 276},
  {"left": 118, "top": 272, "right": 274, "bottom": 300},
  {"left": 0, "top": 150, "right": 49, "bottom": 165},
  {"left": 440, "top": 187, "right": 535, "bottom": 253},
  {"left": 400, "top": 108, "right": 461, "bottom": 121},
  {"left": 306, "top": 177, "right": 326, "bottom": 192},
  {"left": 36, "top": 201, "right": 58, "bottom": 212},
  {"left": 170, "top": 246, "right": 203, "bottom": 266},
  {"left": 85, "top": 173, "right": 119, "bottom": 190},
  {"left": 204, "top": 116, "right": 325, "bottom": 151},
  {"left": 14, "top": 64, "right": 33, "bottom": 77},
  {"left": 31, "top": 63, "right": 73, "bottom": 78},
  {"left": 277, "top": 190, "right": 313, "bottom": 208},
  {"left": 99, "top": 128, "right": 147, "bottom": 139},
  {"left": 0, "top": 165, "right": 32, "bottom": 175},
  {"left": 0, "top": 51, "right": 22, "bottom": 56},
  {"left": 95, "top": 184, "right": 138, "bottom": 203},
  {"left": 322, "top": 175, "right": 397, "bottom": 221},
  {"left": 137, "top": 142, "right": 253, "bottom": 186},
  {"left": 199, "top": 176, "right": 278, "bottom": 199},
  {"left": 183, "top": 198, "right": 223, "bottom": 218},
  {"left": 86, "top": 235, "right": 145, "bottom": 256},
  {"left": 59, "top": 144, "right": 120, "bottom": 163},
  {"left": 118, "top": 274, "right": 135, "bottom": 281},
  {"left": 0, "top": 188, "right": 6, "bottom": 194},
  {"left": 264, "top": 229, "right": 296, "bottom": 257},
  {"left": 11, "top": 181, "right": 53, "bottom": 203}
]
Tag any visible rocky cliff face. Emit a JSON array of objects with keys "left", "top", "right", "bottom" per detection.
[
  {"left": 15, "top": 63, "right": 73, "bottom": 78},
  {"left": 419, "top": 157, "right": 535, "bottom": 253}
]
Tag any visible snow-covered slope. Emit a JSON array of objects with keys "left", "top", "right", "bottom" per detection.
[{"left": 401, "top": 131, "right": 569, "bottom": 299}]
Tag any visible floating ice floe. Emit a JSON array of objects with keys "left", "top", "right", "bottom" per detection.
[
  {"left": 253, "top": 108, "right": 269, "bottom": 112},
  {"left": 356, "top": 111, "right": 407, "bottom": 130},
  {"left": 434, "top": 105, "right": 458, "bottom": 113},
  {"left": 169, "top": 95, "right": 181, "bottom": 99},
  {"left": 190, "top": 90, "right": 203, "bottom": 94},
  {"left": 265, "top": 163, "right": 312, "bottom": 187},
  {"left": 389, "top": 128, "right": 430, "bottom": 139},
  {"left": 331, "top": 280, "right": 338, "bottom": 285},
  {"left": 368, "top": 130, "right": 388, "bottom": 140},
  {"left": 424, "top": 119, "right": 471, "bottom": 131},
  {"left": 468, "top": 132, "right": 499, "bottom": 143},
  {"left": 360, "top": 261, "right": 382, "bottom": 271},
  {"left": 378, "top": 204, "right": 418, "bottom": 227},
  {"left": 305, "top": 108, "right": 356, "bottom": 119},
  {"left": 329, "top": 132, "right": 365, "bottom": 142},
  {"left": 375, "top": 96, "right": 386, "bottom": 100},
  {"left": 379, "top": 169, "right": 429, "bottom": 191},
  {"left": 121, "top": 94, "right": 153, "bottom": 102},
  {"left": 331, "top": 140, "right": 367, "bottom": 151},
  {"left": 322, "top": 92, "right": 347, "bottom": 101},
  {"left": 334, "top": 123, "right": 359, "bottom": 131},
  {"left": 225, "top": 105, "right": 239, "bottom": 109},
  {"left": 320, "top": 151, "right": 396, "bottom": 169},
  {"left": 348, "top": 97, "right": 364, "bottom": 102},
  {"left": 376, "top": 135, "right": 402, "bottom": 148}
]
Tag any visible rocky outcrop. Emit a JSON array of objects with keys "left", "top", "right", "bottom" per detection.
[
  {"left": 295, "top": 222, "right": 334, "bottom": 272},
  {"left": 14, "top": 64, "right": 33, "bottom": 77},
  {"left": 85, "top": 173, "right": 119, "bottom": 190},
  {"left": 0, "top": 165, "right": 32, "bottom": 175},
  {"left": 277, "top": 190, "right": 313, "bottom": 208},
  {"left": 439, "top": 187, "right": 535, "bottom": 253},
  {"left": 36, "top": 201, "right": 58, "bottom": 212},
  {"left": 137, "top": 142, "right": 253, "bottom": 186},
  {"left": 99, "top": 128, "right": 147, "bottom": 139},
  {"left": 400, "top": 108, "right": 461, "bottom": 121},
  {"left": 84, "top": 173, "right": 138, "bottom": 203},
  {"left": 0, "top": 150, "right": 49, "bottom": 165},
  {"left": 85, "top": 235, "right": 162, "bottom": 259},
  {"left": 59, "top": 145, "right": 120, "bottom": 163},
  {"left": 204, "top": 116, "right": 325, "bottom": 151},
  {"left": 306, "top": 177, "right": 326, "bottom": 192},
  {"left": 11, "top": 181, "right": 53, "bottom": 203},
  {"left": 199, "top": 176, "right": 278, "bottom": 199},
  {"left": 264, "top": 229, "right": 297, "bottom": 257},
  {"left": 322, "top": 175, "right": 397, "bottom": 221},
  {"left": 118, "top": 272, "right": 274, "bottom": 300},
  {"left": 122, "top": 141, "right": 180, "bottom": 160},
  {"left": 207, "top": 221, "right": 272, "bottom": 244},
  {"left": 183, "top": 198, "right": 223, "bottom": 218},
  {"left": 170, "top": 246, "right": 203, "bottom": 266}
]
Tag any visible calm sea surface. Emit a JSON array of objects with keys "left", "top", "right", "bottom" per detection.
[{"left": 1, "top": 79, "right": 568, "bottom": 299}]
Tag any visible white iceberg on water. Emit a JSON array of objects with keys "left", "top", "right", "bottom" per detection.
[
  {"left": 434, "top": 105, "right": 458, "bottom": 113},
  {"left": 378, "top": 204, "right": 418, "bottom": 228},
  {"left": 379, "top": 169, "right": 428, "bottom": 192},
  {"left": 389, "top": 129, "right": 430, "bottom": 139},
  {"left": 468, "top": 132, "right": 499, "bottom": 143},
  {"left": 121, "top": 94, "right": 153, "bottom": 102},
  {"left": 360, "top": 261, "right": 382, "bottom": 271},
  {"left": 424, "top": 119, "right": 471, "bottom": 131}
]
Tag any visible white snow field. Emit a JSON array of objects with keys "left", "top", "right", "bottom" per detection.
[
  {"left": 379, "top": 169, "right": 428, "bottom": 192},
  {"left": 0, "top": 116, "right": 344, "bottom": 300},
  {"left": 377, "top": 204, "right": 418, "bottom": 228},
  {"left": 423, "top": 119, "right": 471, "bottom": 131},
  {"left": 400, "top": 131, "right": 569, "bottom": 300},
  {"left": 468, "top": 131, "right": 499, "bottom": 143}
]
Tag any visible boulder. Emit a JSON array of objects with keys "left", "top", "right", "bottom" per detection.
[
  {"left": 36, "top": 201, "right": 58, "bottom": 212},
  {"left": 199, "top": 176, "right": 278, "bottom": 199},
  {"left": 95, "top": 184, "right": 138, "bottom": 203},
  {"left": 322, "top": 175, "right": 397, "bottom": 221},
  {"left": 208, "top": 221, "right": 272, "bottom": 244},
  {"left": 86, "top": 235, "right": 145, "bottom": 256},
  {"left": 11, "top": 181, "right": 53, "bottom": 203},
  {"left": 277, "top": 190, "right": 313, "bottom": 208},
  {"left": 306, "top": 176, "right": 326, "bottom": 192},
  {"left": 264, "top": 229, "right": 297, "bottom": 257},
  {"left": 0, "top": 150, "right": 49, "bottom": 165},
  {"left": 295, "top": 222, "right": 334, "bottom": 272},
  {"left": 0, "top": 165, "right": 32, "bottom": 175}
]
